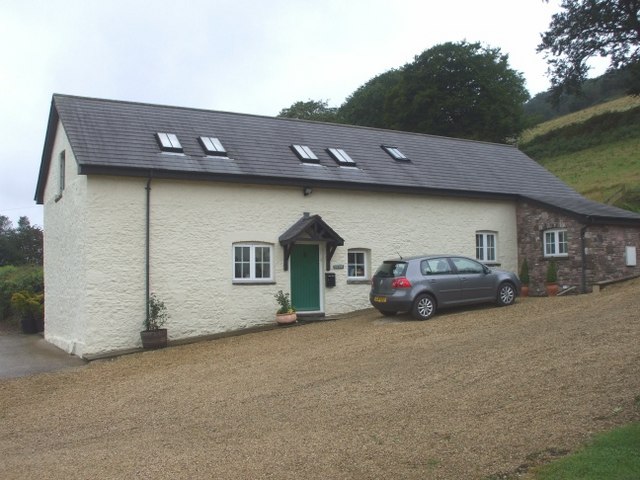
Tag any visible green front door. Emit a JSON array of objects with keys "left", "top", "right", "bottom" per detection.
[{"left": 290, "top": 244, "right": 320, "bottom": 311}]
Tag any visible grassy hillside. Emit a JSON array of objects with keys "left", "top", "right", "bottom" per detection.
[{"left": 519, "top": 96, "right": 640, "bottom": 213}]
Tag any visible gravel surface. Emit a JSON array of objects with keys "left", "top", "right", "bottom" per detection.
[{"left": 1, "top": 279, "right": 639, "bottom": 479}]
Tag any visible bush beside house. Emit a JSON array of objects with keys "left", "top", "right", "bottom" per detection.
[{"left": 0, "top": 265, "right": 44, "bottom": 331}]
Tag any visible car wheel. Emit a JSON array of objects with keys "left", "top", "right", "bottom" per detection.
[
  {"left": 412, "top": 294, "right": 436, "bottom": 320},
  {"left": 497, "top": 282, "right": 516, "bottom": 306}
]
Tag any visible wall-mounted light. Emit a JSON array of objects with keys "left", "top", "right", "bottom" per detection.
[{"left": 303, "top": 186, "right": 313, "bottom": 196}]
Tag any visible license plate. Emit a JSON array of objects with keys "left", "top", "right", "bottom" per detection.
[{"left": 373, "top": 296, "right": 387, "bottom": 303}]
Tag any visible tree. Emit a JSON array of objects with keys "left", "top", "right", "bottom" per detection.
[
  {"left": 0, "top": 215, "right": 43, "bottom": 266},
  {"left": 15, "top": 217, "right": 43, "bottom": 266},
  {"left": 277, "top": 99, "right": 339, "bottom": 122},
  {"left": 340, "top": 41, "right": 529, "bottom": 143},
  {"left": 538, "top": 0, "right": 640, "bottom": 99},
  {"left": 339, "top": 69, "right": 404, "bottom": 128}
]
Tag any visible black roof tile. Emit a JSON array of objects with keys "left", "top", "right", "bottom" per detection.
[{"left": 35, "top": 94, "right": 640, "bottom": 224}]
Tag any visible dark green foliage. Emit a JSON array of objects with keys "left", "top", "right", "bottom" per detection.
[
  {"left": 11, "top": 291, "right": 44, "bottom": 332},
  {"left": 0, "top": 215, "right": 43, "bottom": 266},
  {"left": 277, "top": 99, "right": 339, "bottom": 123},
  {"left": 546, "top": 260, "right": 558, "bottom": 284},
  {"left": 0, "top": 265, "right": 44, "bottom": 321},
  {"left": 339, "top": 69, "right": 404, "bottom": 129},
  {"left": 339, "top": 41, "right": 529, "bottom": 143},
  {"left": 519, "top": 259, "right": 530, "bottom": 285},
  {"left": 274, "top": 290, "right": 294, "bottom": 314},
  {"left": 524, "top": 66, "right": 635, "bottom": 122},
  {"left": 145, "top": 292, "right": 169, "bottom": 331},
  {"left": 538, "top": 0, "right": 640, "bottom": 101},
  {"left": 520, "top": 106, "right": 640, "bottom": 159}
]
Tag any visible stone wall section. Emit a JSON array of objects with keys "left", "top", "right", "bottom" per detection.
[{"left": 517, "top": 200, "right": 640, "bottom": 295}]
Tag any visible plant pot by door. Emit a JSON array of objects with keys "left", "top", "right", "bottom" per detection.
[
  {"left": 140, "top": 328, "right": 168, "bottom": 349},
  {"left": 276, "top": 313, "right": 297, "bottom": 325},
  {"left": 546, "top": 283, "right": 559, "bottom": 297},
  {"left": 520, "top": 285, "right": 529, "bottom": 297}
]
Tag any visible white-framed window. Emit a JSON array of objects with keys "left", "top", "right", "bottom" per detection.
[
  {"left": 475, "top": 231, "right": 497, "bottom": 262},
  {"left": 347, "top": 249, "right": 369, "bottom": 280},
  {"left": 233, "top": 243, "right": 274, "bottom": 283},
  {"left": 544, "top": 229, "right": 568, "bottom": 257}
]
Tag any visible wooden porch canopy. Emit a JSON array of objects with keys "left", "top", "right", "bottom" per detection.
[{"left": 279, "top": 213, "right": 345, "bottom": 271}]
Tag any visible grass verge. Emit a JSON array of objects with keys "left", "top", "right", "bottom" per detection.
[{"left": 530, "top": 422, "right": 640, "bottom": 479}]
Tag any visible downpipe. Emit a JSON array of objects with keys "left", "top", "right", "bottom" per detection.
[
  {"left": 145, "top": 172, "right": 152, "bottom": 325},
  {"left": 580, "top": 217, "right": 592, "bottom": 294}
]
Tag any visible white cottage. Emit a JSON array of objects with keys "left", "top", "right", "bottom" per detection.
[{"left": 35, "top": 94, "right": 640, "bottom": 358}]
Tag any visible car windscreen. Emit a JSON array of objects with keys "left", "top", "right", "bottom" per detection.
[{"left": 374, "top": 261, "right": 407, "bottom": 277}]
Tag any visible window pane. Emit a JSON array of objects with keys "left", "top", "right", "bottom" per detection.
[
  {"left": 430, "top": 258, "right": 452, "bottom": 274},
  {"left": 348, "top": 251, "right": 366, "bottom": 277},
  {"left": 234, "top": 246, "right": 251, "bottom": 278},
  {"left": 487, "top": 234, "right": 496, "bottom": 261},
  {"left": 452, "top": 257, "right": 483, "bottom": 274},
  {"left": 255, "top": 247, "right": 270, "bottom": 279},
  {"left": 545, "top": 232, "right": 555, "bottom": 255},
  {"left": 476, "top": 234, "right": 484, "bottom": 260},
  {"left": 211, "top": 137, "right": 225, "bottom": 152},
  {"left": 558, "top": 231, "right": 568, "bottom": 254}
]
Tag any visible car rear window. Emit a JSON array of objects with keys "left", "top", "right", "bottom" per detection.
[{"left": 374, "top": 261, "right": 407, "bottom": 277}]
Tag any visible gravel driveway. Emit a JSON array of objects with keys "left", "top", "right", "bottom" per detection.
[{"left": 1, "top": 279, "right": 639, "bottom": 479}]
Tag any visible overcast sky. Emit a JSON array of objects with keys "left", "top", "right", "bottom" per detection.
[{"left": 1, "top": 0, "right": 584, "bottom": 227}]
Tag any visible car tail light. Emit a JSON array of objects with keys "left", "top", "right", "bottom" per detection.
[{"left": 391, "top": 277, "right": 412, "bottom": 289}]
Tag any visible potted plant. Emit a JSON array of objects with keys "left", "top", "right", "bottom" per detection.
[
  {"left": 545, "top": 260, "right": 559, "bottom": 297},
  {"left": 519, "top": 259, "right": 530, "bottom": 297},
  {"left": 10, "top": 291, "right": 44, "bottom": 334},
  {"left": 274, "top": 290, "right": 297, "bottom": 325},
  {"left": 140, "top": 293, "right": 169, "bottom": 349}
]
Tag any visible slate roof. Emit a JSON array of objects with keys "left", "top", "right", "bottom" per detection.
[{"left": 36, "top": 94, "right": 640, "bottom": 225}]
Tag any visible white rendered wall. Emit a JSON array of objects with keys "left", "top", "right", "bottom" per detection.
[
  {"left": 41, "top": 124, "right": 89, "bottom": 356},
  {"left": 79, "top": 175, "right": 518, "bottom": 356}
]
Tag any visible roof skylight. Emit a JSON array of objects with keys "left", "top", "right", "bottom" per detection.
[
  {"left": 156, "top": 133, "right": 183, "bottom": 153},
  {"left": 382, "top": 145, "right": 409, "bottom": 161},
  {"left": 327, "top": 148, "right": 356, "bottom": 166},
  {"left": 199, "top": 136, "right": 227, "bottom": 156},
  {"left": 291, "top": 144, "right": 319, "bottom": 163}
]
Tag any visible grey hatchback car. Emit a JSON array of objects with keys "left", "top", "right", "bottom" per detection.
[{"left": 369, "top": 255, "right": 521, "bottom": 320}]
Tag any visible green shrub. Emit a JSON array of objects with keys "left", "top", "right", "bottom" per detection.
[
  {"left": 519, "top": 259, "right": 530, "bottom": 285},
  {"left": 10, "top": 291, "right": 44, "bottom": 320},
  {"left": 546, "top": 260, "right": 558, "bottom": 284},
  {"left": 0, "top": 265, "right": 44, "bottom": 320}
]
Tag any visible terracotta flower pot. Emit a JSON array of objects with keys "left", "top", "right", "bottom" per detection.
[
  {"left": 276, "top": 313, "right": 297, "bottom": 325},
  {"left": 520, "top": 285, "right": 529, "bottom": 298},
  {"left": 545, "top": 283, "right": 559, "bottom": 297}
]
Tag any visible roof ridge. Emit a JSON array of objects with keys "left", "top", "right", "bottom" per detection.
[{"left": 51, "top": 93, "right": 517, "bottom": 149}]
